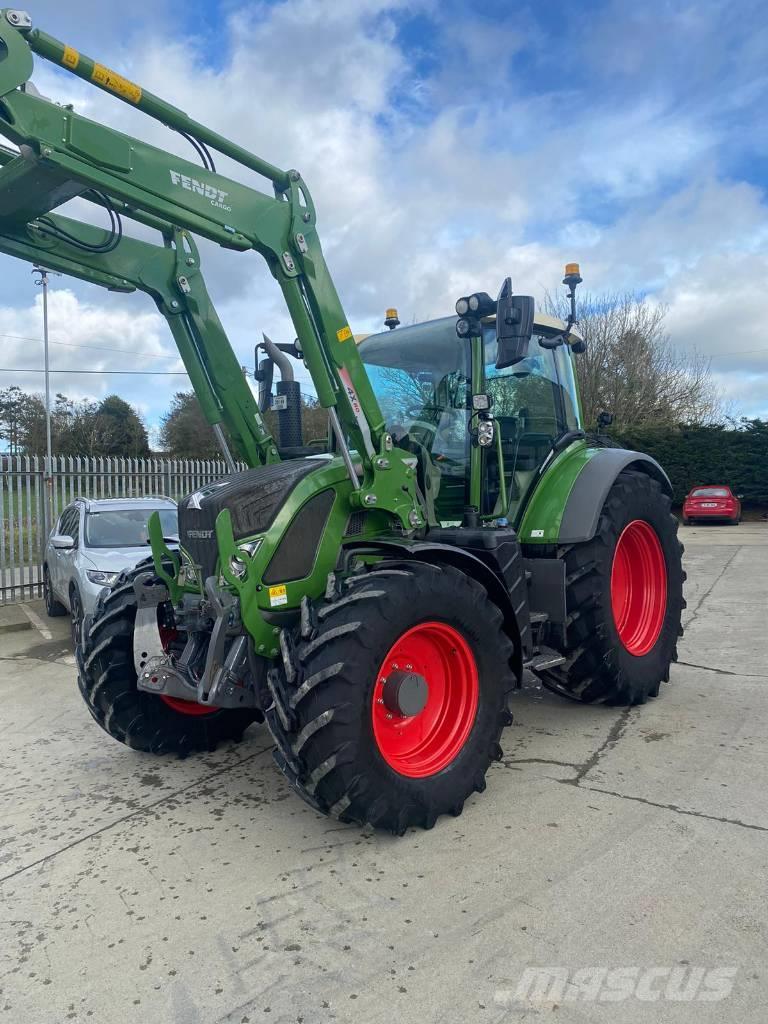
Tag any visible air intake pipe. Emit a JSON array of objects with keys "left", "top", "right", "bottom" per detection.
[{"left": 260, "top": 333, "right": 303, "bottom": 449}]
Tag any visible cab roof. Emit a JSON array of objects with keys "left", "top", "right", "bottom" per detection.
[{"left": 355, "top": 312, "right": 584, "bottom": 349}]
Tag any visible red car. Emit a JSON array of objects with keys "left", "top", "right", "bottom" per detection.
[{"left": 682, "top": 485, "right": 741, "bottom": 525}]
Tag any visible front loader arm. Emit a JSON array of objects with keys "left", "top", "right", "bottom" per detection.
[{"left": 0, "top": 10, "right": 421, "bottom": 530}]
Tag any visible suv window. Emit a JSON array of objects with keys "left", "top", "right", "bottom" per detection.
[
  {"left": 58, "top": 506, "right": 80, "bottom": 542},
  {"left": 84, "top": 507, "right": 177, "bottom": 548}
]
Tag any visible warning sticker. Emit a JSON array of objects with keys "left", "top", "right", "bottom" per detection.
[
  {"left": 268, "top": 584, "right": 288, "bottom": 608},
  {"left": 92, "top": 63, "right": 142, "bottom": 104},
  {"left": 62, "top": 46, "right": 80, "bottom": 70},
  {"left": 336, "top": 325, "right": 352, "bottom": 343},
  {"left": 339, "top": 366, "right": 374, "bottom": 457}
]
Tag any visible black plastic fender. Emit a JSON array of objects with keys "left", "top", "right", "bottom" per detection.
[{"left": 558, "top": 448, "right": 672, "bottom": 544}]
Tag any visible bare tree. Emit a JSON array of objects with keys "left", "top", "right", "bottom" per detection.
[{"left": 544, "top": 292, "right": 723, "bottom": 429}]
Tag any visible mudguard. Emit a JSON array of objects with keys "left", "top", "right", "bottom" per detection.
[{"left": 518, "top": 443, "right": 672, "bottom": 545}]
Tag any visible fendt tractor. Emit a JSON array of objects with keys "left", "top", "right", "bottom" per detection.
[{"left": 0, "top": 11, "right": 684, "bottom": 833}]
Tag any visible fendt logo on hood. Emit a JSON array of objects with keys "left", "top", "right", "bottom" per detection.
[
  {"left": 186, "top": 529, "right": 214, "bottom": 540},
  {"left": 169, "top": 170, "right": 232, "bottom": 212}
]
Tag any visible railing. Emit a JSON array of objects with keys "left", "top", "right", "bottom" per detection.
[{"left": 0, "top": 455, "right": 240, "bottom": 604}]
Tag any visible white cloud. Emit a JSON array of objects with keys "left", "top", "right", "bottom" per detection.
[
  {"left": 1, "top": 0, "right": 767, "bottom": 437},
  {"left": 0, "top": 288, "right": 180, "bottom": 406}
]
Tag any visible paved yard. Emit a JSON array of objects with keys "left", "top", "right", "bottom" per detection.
[{"left": 1, "top": 523, "right": 766, "bottom": 1023}]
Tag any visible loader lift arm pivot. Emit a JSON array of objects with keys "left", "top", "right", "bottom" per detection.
[{"left": 0, "top": 9, "right": 421, "bottom": 528}]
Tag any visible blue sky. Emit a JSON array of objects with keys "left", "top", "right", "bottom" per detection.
[{"left": 1, "top": 0, "right": 766, "bottom": 444}]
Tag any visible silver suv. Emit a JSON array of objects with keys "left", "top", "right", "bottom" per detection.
[{"left": 43, "top": 497, "right": 177, "bottom": 642}]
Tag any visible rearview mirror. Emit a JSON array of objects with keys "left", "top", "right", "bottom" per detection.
[
  {"left": 496, "top": 278, "right": 534, "bottom": 369},
  {"left": 51, "top": 534, "right": 75, "bottom": 550}
]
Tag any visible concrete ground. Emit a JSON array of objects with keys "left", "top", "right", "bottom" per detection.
[{"left": 1, "top": 522, "right": 766, "bottom": 1023}]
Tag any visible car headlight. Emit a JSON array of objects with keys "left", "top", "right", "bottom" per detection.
[{"left": 86, "top": 570, "right": 119, "bottom": 586}]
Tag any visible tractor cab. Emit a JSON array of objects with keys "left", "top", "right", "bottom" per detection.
[{"left": 357, "top": 313, "right": 584, "bottom": 525}]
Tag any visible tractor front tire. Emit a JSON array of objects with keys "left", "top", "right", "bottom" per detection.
[
  {"left": 267, "top": 562, "right": 515, "bottom": 834},
  {"left": 77, "top": 566, "right": 259, "bottom": 755},
  {"left": 540, "top": 469, "right": 684, "bottom": 705}
]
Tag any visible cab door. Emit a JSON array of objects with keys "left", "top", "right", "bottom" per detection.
[{"left": 480, "top": 329, "right": 580, "bottom": 522}]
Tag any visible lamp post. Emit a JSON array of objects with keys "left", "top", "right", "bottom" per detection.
[{"left": 32, "top": 266, "right": 58, "bottom": 536}]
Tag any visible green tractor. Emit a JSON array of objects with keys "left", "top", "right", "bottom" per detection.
[{"left": 0, "top": 11, "right": 684, "bottom": 833}]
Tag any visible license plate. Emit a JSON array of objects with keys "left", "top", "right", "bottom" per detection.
[{"left": 701, "top": 502, "right": 718, "bottom": 508}]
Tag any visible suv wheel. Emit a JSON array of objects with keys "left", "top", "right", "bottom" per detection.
[
  {"left": 43, "top": 566, "right": 67, "bottom": 617},
  {"left": 70, "top": 587, "right": 83, "bottom": 646}
]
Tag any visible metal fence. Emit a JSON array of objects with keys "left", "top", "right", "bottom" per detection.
[{"left": 0, "top": 455, "right": 240, "bottom": 604}]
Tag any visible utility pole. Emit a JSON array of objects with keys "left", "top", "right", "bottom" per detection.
[{"left": 32, "top": 266, "right": 58, "bottom": 537}]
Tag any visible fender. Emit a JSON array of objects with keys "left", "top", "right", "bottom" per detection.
[
  {"left": 519, "top": 443, "right": 672, "bottom": 545},
  {"left": 558, "top": 448, "right": 671, "bottom": 543},
  {"left": 343, "top": 536, "right": 526, "bottom": 681}
]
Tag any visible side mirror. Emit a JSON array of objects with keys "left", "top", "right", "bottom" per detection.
[
  {"left": 597, "top": 410, "right": 614, "bottom": 430},
  {"left": 51, "top": 534, "right": 75, "bottom": 550},
  {"left": 496, "top": 278, "right": 534, "bottom": 369}
]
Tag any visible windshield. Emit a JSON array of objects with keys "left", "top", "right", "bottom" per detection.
[
  {"left": 85, "top": 508, "right": 177, "bottom": 549},
  {"left": 691, "top": 487, "right": 729, "bottom": 498},
  {"left": 359, "top": 320, "right": 471, "bottom": 520}
]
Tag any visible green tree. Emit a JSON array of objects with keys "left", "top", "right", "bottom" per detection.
[
  {"left": 1, "top": 387, "right": 149, "bottom": 457},
  {"left": 159, "top": 392, "right": 224, "bottom": 458},
  {"left": 93, "top": 395, "right": 150, "bottom": 456},
  {"left": 0, "top": 386, "right": 44, "bottom": 454},
  {"left": 616, "top": 418, "right": 768, "bottom": 506}
]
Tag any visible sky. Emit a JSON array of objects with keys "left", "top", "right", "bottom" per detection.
[{"left": 1, "top": 0, "right": 767, "bottom": 445}]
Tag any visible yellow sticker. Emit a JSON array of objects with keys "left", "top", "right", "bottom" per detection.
[
  {"left": 92, "top": 63, "right": 142, "bottom": 104},
  {"left": 336, "top": 325, "right": 352, "bottom": 343},
  {"left": 268, "top": 584, "right": 287, "bottom": 608},
  {"left": 62, "top": 46, "right": 80, "bottom": 70}
]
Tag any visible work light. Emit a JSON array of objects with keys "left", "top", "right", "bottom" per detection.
[
  {"left": 456, "top": 317, "right": 475, "bottom": 338},
  {"left": 467, "top": 292, "right": 495, "bottom": 316},
  {"left": 477, "top": 419, "right": 495, "bottom": 447}
]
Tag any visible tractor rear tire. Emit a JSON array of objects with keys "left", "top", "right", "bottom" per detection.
[
  {"left": 540, "top": 470, "right": 684, "bottom": 705},
  {"left": 267, "top": 562, "right": 515, "bottom": 834},
  {"left": 77, "top": 565, "right": 259, "bottom": 755}
]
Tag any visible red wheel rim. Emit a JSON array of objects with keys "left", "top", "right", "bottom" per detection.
[
  {"left": 156, "top": 622, "right": 218, "bottom": 717},
  {"left": 372, "top": 621, "right": 479, "bottom": 778},
  {"left": 610, "top": 520, "right": 667, "bottom": 656}
]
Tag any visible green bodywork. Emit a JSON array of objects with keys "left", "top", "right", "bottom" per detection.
[{"left": 0, "top": 10, "right": 601, "bottom": 665}]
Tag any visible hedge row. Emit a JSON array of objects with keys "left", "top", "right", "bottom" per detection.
[{"left": 615, "top": 420, "right": 768, "bottom": 506}]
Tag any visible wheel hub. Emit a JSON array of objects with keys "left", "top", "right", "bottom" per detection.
[
  {"left": 372, "top": 621, "right": 479, "bottom": 778},
  {"left": 382, "top": 669, "right": 429, "bottom": 717}
]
